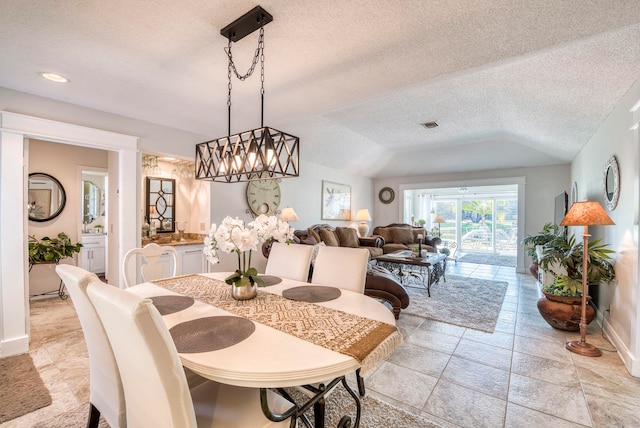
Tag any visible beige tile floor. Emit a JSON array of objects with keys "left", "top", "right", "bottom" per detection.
[
  {"left": 363, "top": 262, "right": 640, "bottom": 427},
  {"left": 4, "top": 262, "right": 640, "bottom": 427}
]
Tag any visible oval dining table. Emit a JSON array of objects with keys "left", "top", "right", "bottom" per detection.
[{"left": 126, "top": 271, "right": 401, "bottom": 427}]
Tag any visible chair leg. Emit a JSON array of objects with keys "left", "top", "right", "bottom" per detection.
[
  {"left": 313, "top": 384, "right": 326, "bottom": 428},
  {"left": 356, "top": 368, "right": 366, "bottom": 397},
  {"left": 87, "top": 403, "right": 100, "bottom": 428}
]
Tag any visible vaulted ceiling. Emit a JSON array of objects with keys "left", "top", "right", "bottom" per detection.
[{"left": 1, "top": 1, "right": 639, "bottom": 177}]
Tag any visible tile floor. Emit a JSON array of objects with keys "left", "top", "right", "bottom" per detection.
[
  {"left": 363, "top": 262, "right": 640, "bottom": 427},
  {"left": 4, "top": 261, "right": 640, "bottom": 427}
]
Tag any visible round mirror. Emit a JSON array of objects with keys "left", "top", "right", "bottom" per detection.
[
  {"left": 28, "top": 173, "right": 67, "bottom": 222},
  {"left": 603, "top": 155, "right": 619, "bottom": 211}
]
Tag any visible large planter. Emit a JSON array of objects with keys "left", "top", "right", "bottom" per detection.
[{"left": 536, "top": 291, "right": 595, "bottom": 331}]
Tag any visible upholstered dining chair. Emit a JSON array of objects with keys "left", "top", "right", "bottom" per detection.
[
  {"left": 265, "top": 242, "right": 314, "bottom": 282},
  {"left": 86, "top": 278, "right": 296, "bottom": 428},
  {"left": 309, "top": 245, "right": 371, "bottom": 398},
  {"left": 311, "top": 246, "right": 369, "bottom": 294},
  {"left": 56, "top": 264, "right": 126, "bottom": 428},
  {"left": 122, "top": 243, "right": 178, "bottom": 287}
]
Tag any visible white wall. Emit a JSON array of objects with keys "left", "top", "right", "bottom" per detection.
[
  {"left": 572, "top": 76, "right": 640, "bottom": 376},
  {"left": 373, "top": 164, "right": 571, "bottom": 271}
]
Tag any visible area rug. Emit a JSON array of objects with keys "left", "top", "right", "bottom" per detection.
[
  {"left": 285, "top": 384, "right": 440, "bottom": 428},
  {"left": 403, "top": 275, "right": 508, "bottom": 333},
  {"left": 33, "top": 385, "right": 438, "bottom": 428},
  {"left": 458, "top": 252, "right": 516, "bottom": 267},
  {"left": 0, "top": 353, "right": 52, "bottom": 423}
]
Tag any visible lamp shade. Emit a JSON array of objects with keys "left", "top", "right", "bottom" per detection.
[
  {"left": 560, "top": 201, "right": 614, "bottom": 226},
  {"left": 355, "top": 209, "right": 372, "bottom": 222},
  {"left": 278, "top": 207, "right": 299, "bottom": 222},
  {"left": 434, "top": 215, "right": 445, "bottom": 224}
]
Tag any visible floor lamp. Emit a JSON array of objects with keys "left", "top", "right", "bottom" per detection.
[
  {"left": 434, "top": 215, "right": 445, "bottom": 238},
  {"left": 559, "top": 200, "right": 614, "bottom": 357}
]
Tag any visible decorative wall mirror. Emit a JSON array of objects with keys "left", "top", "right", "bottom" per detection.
[
  {"left": 146, "top": 177, "right": 175, "bottom": 232},
  {"left": 28, "top": 172, "right": 67, "bottom": 222},
  {"left": 82, "top": 180, "right": 102, "bottom": 223},
  {"left": 603, "top": 155, "right": 619, "bottom": 211}
]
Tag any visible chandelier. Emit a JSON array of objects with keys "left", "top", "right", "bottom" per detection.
[{"left": 195, "top": 6, "right": 299, "bottom": 183}]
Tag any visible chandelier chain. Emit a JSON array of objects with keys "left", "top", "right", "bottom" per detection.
[{"left": 225, "top": 25, "right": 265, "bottom": 126}]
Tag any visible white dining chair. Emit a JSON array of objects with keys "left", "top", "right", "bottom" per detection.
[
  {"left": 265, "top": 242, "right": 313, "bottom": 282},
  {"left": 86, "top": 278, "right": 296, "bottom": 428},
  {"left": 310, "top": 245, "right": 371, "bottom": 398},
  {"left": 122, "top": 243, "right": 178, "bottom": 287},
  {"left": 56, "top": 265, "right": 126, "bottom": 428},
  {"left": 311, "top": 246, "right": 369, "bottom": 294}
]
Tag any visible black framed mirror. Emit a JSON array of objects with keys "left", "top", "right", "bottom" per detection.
[
  {"left": 146, "top": 177, "right": 175, "bottom": 232},
  {"left": 603, "top": 155, "right": 619, "bottom": 211},
  {"left": 28, "top": 173, "right": 67, "bottom": 222}
]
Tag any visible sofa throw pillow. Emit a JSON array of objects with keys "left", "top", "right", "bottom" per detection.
[
  {"left": 300, "top": 235, "right": 318, "bottom": 246},
  {"left": 307, "top": 228, "right": 321, "bottom": 244},
  {"left": 318, "top": 229, "right": 340, "bottom": 247},
  {"left": 391, "top": 227, "right": 415, "bottom": 245},
  {"left": 336, "top": 227, "right": 359, "bottom": 248},
  {"left": 412, "top": 228, "right": 427, "bottom": 242},
  {"left": 377, "top": 227, "right": 393, "bottom": 244}
]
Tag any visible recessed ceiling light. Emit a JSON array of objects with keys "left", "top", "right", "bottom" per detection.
[
  {"left": 421, "top": 121, "right": 439, "bottom": 129},
  {"left": 160, "top": 157, "right": 176, "bottom": 161},
  {"left": 40, "top": 72, "right": 70, "bottom": 83}
]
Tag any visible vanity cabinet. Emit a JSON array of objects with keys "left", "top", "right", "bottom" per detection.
[
  {"left": 180, "top": 245, "right": 208, "bottom": 274},
  {"left": 153, "top": 243, "right": 209, "bottom": 277},
  {"left": 80, "top": 234, "right": 106, "bottom": 274}
]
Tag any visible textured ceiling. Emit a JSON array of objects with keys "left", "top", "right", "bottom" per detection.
[{"left": 1, "top": 1, "right": 639, "bottom": 177}]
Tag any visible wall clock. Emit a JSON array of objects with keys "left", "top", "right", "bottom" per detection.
[
  {"left": 378, "top": 187, "right": 395, "bottom": 204},
  {"left": 246, "top": 179, "right": 281, "bottom": 216}
]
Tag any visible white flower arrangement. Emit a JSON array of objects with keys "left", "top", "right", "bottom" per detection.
[{"left": 203, "top": 214, "right": 295, "bottom": 287}]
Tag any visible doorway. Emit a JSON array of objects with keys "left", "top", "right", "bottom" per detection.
[
  {"left": 403, "top": 182, "right": 521, "bottom": 266},
  {"left": 0, "top": 111, "right": 138, "bottom": 357}
]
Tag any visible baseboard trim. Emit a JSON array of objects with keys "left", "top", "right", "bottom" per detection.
[
  {"left": 603, "top": 317, "right": 640, "bottom": 377},
  {"left": 0, "top": 334, "right": 29, "bottom": 357}
]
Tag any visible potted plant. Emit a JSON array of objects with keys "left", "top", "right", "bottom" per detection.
[
  {"left": 28, "top": 233, "right": 83, "bottom": 265},
  {"left": 536, "top": 232, "right": 615, "bottom": 331},
  {"left": 521, "top": 223, "right": 563, "bottom": 278}
]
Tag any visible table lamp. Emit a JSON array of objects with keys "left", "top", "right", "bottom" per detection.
[
  {"left": 434, "top": 215, "right": 445, "bottom": 237},
  {"left": 560, "top": 200, "right": 614, "bottom": 357},
  {"left": 356, "top": 209, "right": 372, "bottom": 237},
  {"left": 278, "top": 207, "right": 299, "bottom": 222}
]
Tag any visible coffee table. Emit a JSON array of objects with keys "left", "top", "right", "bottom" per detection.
[{"left": 374, "top": 250, "right": 447, "bottom": 296}]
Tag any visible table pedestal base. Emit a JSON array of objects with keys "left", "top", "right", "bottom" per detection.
[{"left": 261, "top": 375, "right": 361, "bottom": 428}]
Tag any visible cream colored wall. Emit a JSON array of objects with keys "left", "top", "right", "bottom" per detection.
[
  {"left": 28, "top": 139, "right": 108, "bottom": 296},
  {"left": 572, "top": 77, "right": 640, "bottom": 376}
]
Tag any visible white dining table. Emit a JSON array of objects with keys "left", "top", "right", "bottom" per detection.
[{"left": 126, "top": 272, "right": 401, "bottom": 427}]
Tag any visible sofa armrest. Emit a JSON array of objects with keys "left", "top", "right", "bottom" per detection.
[
  {"left": 425, "top": 236, "right": 442, "bottom": 247},
  {"left": 359, "top": 235, "right": 383, "bottom": 248}
]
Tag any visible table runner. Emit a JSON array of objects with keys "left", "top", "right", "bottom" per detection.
[{"left": 153, "top": 274, "right": 402, "bottom": 373}]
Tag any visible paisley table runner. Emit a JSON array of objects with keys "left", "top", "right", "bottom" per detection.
[{"left": 153, "top": 274, "right": 402, "bottom": 373}]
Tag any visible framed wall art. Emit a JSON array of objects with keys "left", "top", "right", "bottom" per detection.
[{"left": 321, "top": 180, "right": 351, "bottom": 220}]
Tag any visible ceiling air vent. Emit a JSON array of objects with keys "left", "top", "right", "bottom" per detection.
[{"left": 421, "top": 121, "right": 439, "bottom": 129}]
